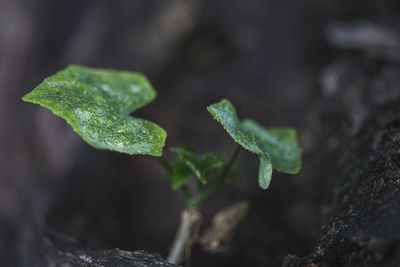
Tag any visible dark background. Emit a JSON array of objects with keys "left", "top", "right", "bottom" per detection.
[{"left": 1, "top": 0, "right": 399, "bottom": 266}]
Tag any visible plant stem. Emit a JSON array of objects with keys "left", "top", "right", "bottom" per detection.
[
  {"left": 181, "top": 185, "right": 193, "bottom": 205},
  {"left": 166, "top": 146, "right": 241, "bottom": 264},
  {"left": 191, "top": 145, "right": 241, "bottom": 209},
  {"left": 157, "top": 156, "right": 172, "bottom": 175},
  {"left": 157, "top": 156, "right": 194, "bottom": 208},
  {"left": 167, "top": 210, "right": 202, "bottom": 265}
]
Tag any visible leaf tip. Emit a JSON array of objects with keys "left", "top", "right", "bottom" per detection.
[
  {"left": 21, "top": 94, "right": 30, "bottom": 102},
  {"left": 258, "top": 156, "right": 273, "bottom": 190}
]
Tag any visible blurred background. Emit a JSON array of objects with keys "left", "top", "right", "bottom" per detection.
[{"left": 1, "top": 0, "right": 400, "bottom": 266}]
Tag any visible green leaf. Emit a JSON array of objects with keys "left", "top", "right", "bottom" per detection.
[
  {"left": 207, "top": 99, "right": 265, "bottom": 155},
  {"left": 207, "top": 99, "right": 302, "bottom": 189},
  {"left": 171, "top": 161, "right": 192, "bottom": 189},
  {"left": 171, "top": 147, "right": 204, "bottom": 183},
  {"left": 170, "top": 147, "right": 225, "bottom": 186},
  {"left": 22, "top": 65, "right": 166, "bottom": 156},
  {"left": 241, "top": 119, "right": 301, "bottom": 174},
  {"left": 199, "top": 152, "right": 224, "bottom": 180}
]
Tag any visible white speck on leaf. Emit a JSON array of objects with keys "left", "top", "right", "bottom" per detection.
[
  {"left": 75, "top": 108, "right": 90, "bottom": 121},
  {"left": 130, "top": 84, "right": 141, "bottom": 93}
]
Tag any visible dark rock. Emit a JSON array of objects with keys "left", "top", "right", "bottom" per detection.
[
  {"left": 18, "top": 217, "right": 178, "bottom": 267},
  {"left": 288, "top": 27, "right": 400, "bottom": 266}
]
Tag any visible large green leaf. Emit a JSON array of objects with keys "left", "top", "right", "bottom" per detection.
[
  {"left": 207, "top": 99, "right": 302, "bottom": 189},
  {"left": 22, "top": 64, "right": 166, "bottom": 156}
]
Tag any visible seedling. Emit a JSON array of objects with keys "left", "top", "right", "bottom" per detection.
[{"left": 23, "top": 65, "right": 302, "bottom": 265}]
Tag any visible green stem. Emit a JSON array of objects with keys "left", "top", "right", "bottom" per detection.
[
  {"left": 157, "top": 156, "right": 194, "bottom": 209},
  {"left": 157, "top": 156, "right": 172, "bottom": 175},
  {"left": 191, "top": 145, "right": 241, "bottom": 209},
  {"left": 181, "top": 185, "right": 193, "bottom": 205}
]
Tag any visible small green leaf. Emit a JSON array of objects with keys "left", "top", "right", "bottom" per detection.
[
  {"left": 171, "top": 161, "right": 192, "bottom": 189},
  {"left": 207, "top": 99, "right": 302, "bottom": 189},
  {"left": 171, "top": 147, "right": 205, "bottom": 183},
  {"left": 170, "top": 147, "right": 225, "bottom": 185},
  {"left": 22, "top": 65, "right": 166, "bottom": 156},
  {"left": 199, "top": 152, "right": 224, "bottom": 180}
]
